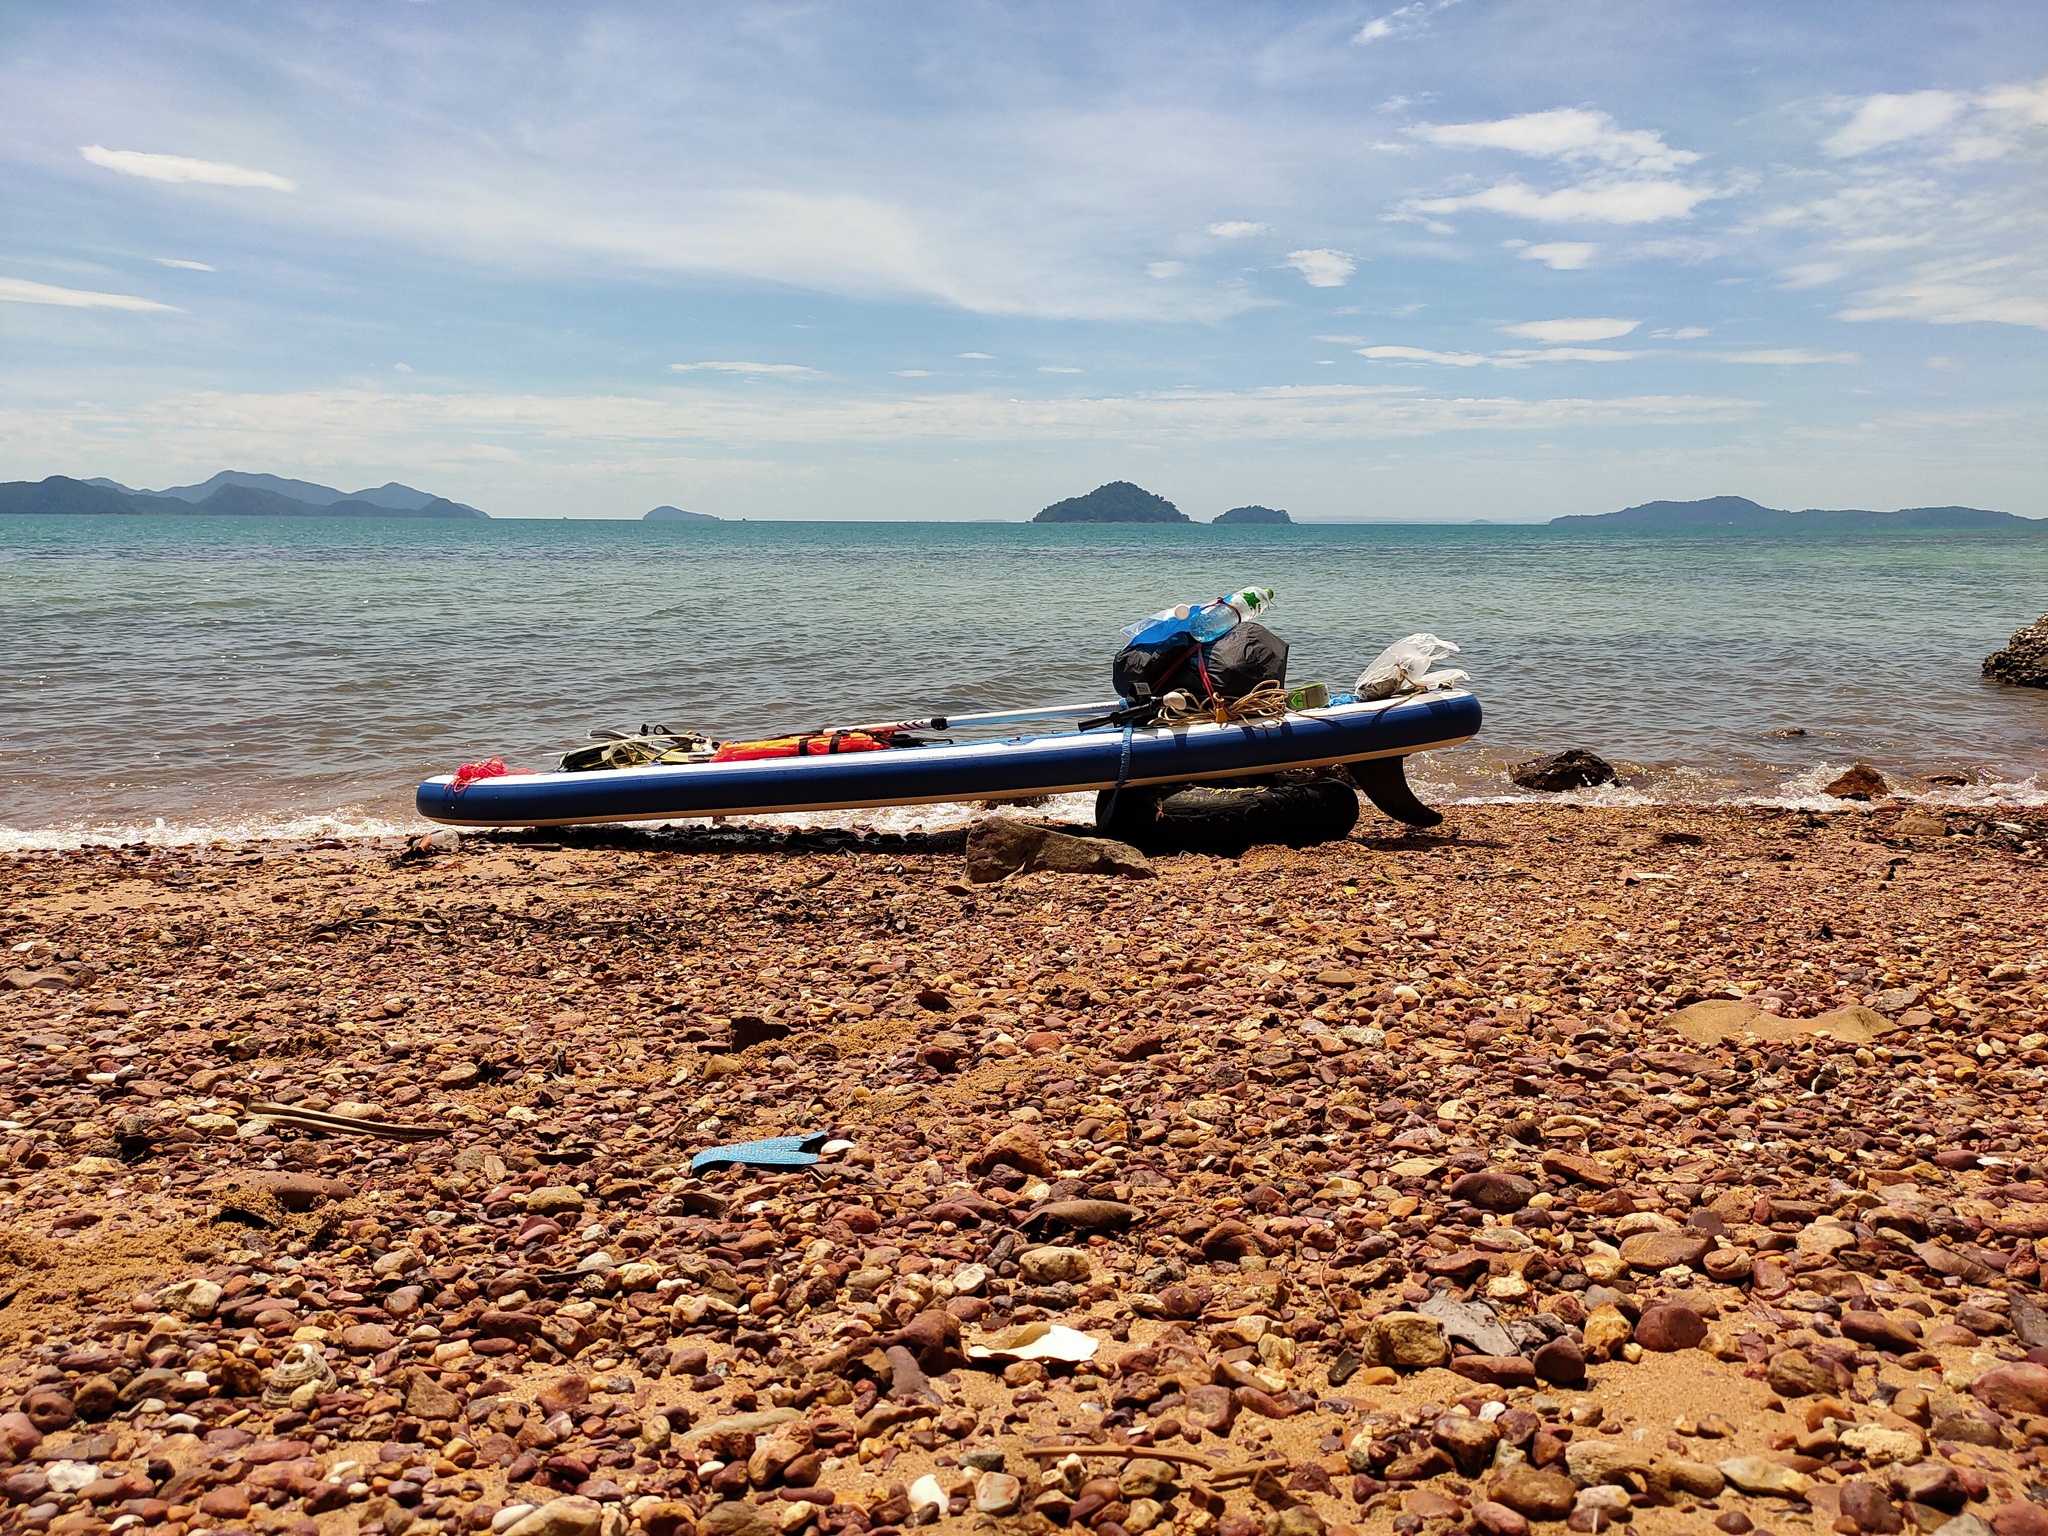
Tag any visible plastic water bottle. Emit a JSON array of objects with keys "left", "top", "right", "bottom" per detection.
[
  {"left": 1120, "top": 587, "right": 1274, "bottom": 645},
  {"left": 1189, "top": 586, "right": 1275, "bottom": 641}
]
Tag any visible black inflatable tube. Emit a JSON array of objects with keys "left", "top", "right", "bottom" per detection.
[{"left": 1095, "top": 774, "right": 1364, "bottom": 855}]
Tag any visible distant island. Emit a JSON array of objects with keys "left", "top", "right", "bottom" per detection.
[
  {"left": 643, "top": 506, "right": 719, "bottom": 523},
  {"left": 1554, "top": 495, "right": 2033, "bottom": 531},
  {"left": 1213, "top": 505, "right": 1291, "bottom": 526},
  {"left": 1034, "top": 481, "right": 1191, "bottom": 524},
  {"left": 1, "top": 470, "right": 488, "bottom": 519}
]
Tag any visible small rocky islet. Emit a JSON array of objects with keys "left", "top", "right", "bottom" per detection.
[{"left": 2, "top": 800, "right": 2046, "bottom": 1536}]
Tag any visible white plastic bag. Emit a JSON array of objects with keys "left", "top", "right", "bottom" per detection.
[{"left": 1355, "top": 633, "right": 1469, "bottom": 700}]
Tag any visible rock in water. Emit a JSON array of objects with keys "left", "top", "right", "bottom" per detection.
[
  {"left": 1508, "top": 749, "right": 1615, "bottom": 792},
  {"left": 1824, "top": 763, "right": 1890, "bottom": 799},
  {"left": 1983, "top": 612, "right": 2048, "bottom": 687}
]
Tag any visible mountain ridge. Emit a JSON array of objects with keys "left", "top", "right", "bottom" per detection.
[
  {"left": 4, "top": 473, "right": 488, "bottom": 520},
  {"left": 1554, "top": 495, "right": 2031, "bottom": 530}
]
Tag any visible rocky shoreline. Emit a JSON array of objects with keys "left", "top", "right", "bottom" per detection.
[
  {"left": 1983, "top": 615, "right": 2048, "bottom": 690},
  {"left": 2, "top": 802, "right": 2046, "bottom": 1536}
]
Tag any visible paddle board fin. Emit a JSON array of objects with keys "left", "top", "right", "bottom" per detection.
[{"left": 1349, "top": 755, "right": 1443, "bottom": 828}]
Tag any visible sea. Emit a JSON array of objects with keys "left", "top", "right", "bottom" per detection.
[{"left": 3, "top": 515, "right": 2044, "bottom": 849}]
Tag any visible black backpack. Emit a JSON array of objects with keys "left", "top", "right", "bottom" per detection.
[{"left": 1112, "top": 621, "right": 1289, "bottom": 706}]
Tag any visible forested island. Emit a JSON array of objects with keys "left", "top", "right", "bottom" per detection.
[{"left": 1033, "top": 482, "right": 1191, "bottom": 523}]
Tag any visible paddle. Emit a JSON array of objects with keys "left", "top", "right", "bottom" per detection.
[{"left": 830, "top": 699, "right": 1125, "bottom": 735}]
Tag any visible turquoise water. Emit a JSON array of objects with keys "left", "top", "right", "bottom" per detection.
[{"left": 2, "top": 515, "right": 2044, "bottom": 845}]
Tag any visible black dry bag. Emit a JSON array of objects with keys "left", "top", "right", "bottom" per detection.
[{"left": 1112, "top": 621, "right": 1289, "bottom": 705}]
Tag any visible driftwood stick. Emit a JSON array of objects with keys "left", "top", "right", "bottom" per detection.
[
  {"left": 241, "top": 1100, "right": 449, "bottom": 1141},
  {"left": 1019, "top": 1442, "right": 1289, "bottom": 1480}
]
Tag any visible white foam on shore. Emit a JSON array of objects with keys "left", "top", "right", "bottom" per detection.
[
  {"left": 1433, "top": 761, "right": 2039, "bottom": 811},
  {"left": 0, "top": 808, "right": 423, "bottom": 854},
  {"left": 724, "top": 791, "right": 1101, "bottom": 836},
  {"left": 0, "top": 793, "right": 1099, "bottom": 851},
  {"left": 6, "top": 769, "right": 2040, "bottom": 854},
  {"left": 1728, "top": 763, "right": 2048, "bottom": 813}
]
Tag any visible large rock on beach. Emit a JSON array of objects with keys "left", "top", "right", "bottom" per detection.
[
  {"left": 1983, "top": 611, "right": 2048, "bottom": 686},
  {"left": 964, "top": 819, "right": 1154, "bottom": 883},
  {"left": 1364, "top": 1312, "right": 1450, "bottom": 1369}
]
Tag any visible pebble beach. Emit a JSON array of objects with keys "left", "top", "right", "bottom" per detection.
[{"left": 3, "top": 800, "right": 2047, "bottom": 1536}]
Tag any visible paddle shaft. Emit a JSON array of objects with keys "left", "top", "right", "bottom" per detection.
[{"left": 833, "top": 699, "right": 1125, "bottom": 734}]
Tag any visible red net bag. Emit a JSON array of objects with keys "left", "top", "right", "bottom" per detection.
[{"left": 451, "top": 758, "right": 516, "bottom": 790}]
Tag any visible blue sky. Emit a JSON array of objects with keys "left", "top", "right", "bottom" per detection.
[{"left": 2, "top": 1, "right": 2043, "bottom": 520}]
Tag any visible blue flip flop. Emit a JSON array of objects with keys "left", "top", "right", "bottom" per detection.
[{"left": 690, "top": 1130, "right": 832, "bottom": 1175}]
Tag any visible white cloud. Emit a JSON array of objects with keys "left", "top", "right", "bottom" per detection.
[
  {"left": 1357, "top": 345, "right": 1489, "bottom": 366},
  {"left": 1404, "top": 110, "right": 1716, "bottom": 232},
  {"left": 1822, "top": 91, "right": 1965, "bottom": 158},
  {"left": 1353, "top": 0, "right": 1462, "bottom": 46},
  {"left": 1520, "top": 242, "right": 1596, "bottom": 269},
  {"left": 1757, "top": 92, "right": 2047, "bottom": 334},
  {"left": 958, "top": 352, "right": 994, "bottom": 359},
  {"left": 80, "top": 145, "right": 295, "bottom": 191},
  {"left": 1207, "top": 221, "right": 1268, "bottom": 238},
  {"left": 668, "top": 360, "right": 818, "bottom": 375},
  {"left": 1662, "top": 327, "right": 1711, "bottom": 339},
  {"left": 1412, "top": 108, "right": 1699, "bottom": 174},
  {"left": 1413, "top": 178, "right": 1713, "bottom": 225},
  {"left": 1980, "top": 75, "right": 2048, "bottom": 128},
  {"left": 1837, "top": 257, "right": 2048, "bottom": 329},
  {"left": 1777, "top": 260, "right": 1846, "bottom": 290},
  {"left": 1499, "top": 347, "right": 1638, "bottom": 363},
  {"left": 1286, "top": 248, "right": 1355, "bottom": 287},
  {"left": 157, "top": 258, "right": 215, "bottom": 271},
  {"left": 0, "top": 276, "right": 178, "bottom": 312},
  {"left": 1361, "top": 341, "right": 1640, "bottom": 367},
  {"left": 1039, "top": 365, "right": 1082, "bottom": 373},
  {"left": 1819, "top": 76, "right": 2048, "bottom": 164},
  {"left": 17, "top": 383, "right": 1757, "bottom": 469},
  {"left": 1146, "top": 261, "right": 1185, "bottom": 278},
  {"left": 891, "top": 369, "right": 934, "bottom": 376},
  {"left": 394, "top": 363, "right": 413, "bottom": 373},
  {"left": 1701, "top": 350, "right": 1860, "bottom": 364},
  {"left": 1499, "top": 317, "right": 1639, "bottom": 342}
]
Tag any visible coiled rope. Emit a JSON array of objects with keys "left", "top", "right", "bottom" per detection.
[{"left": 1156, "top": 678, "right": 1292, "bottom": 727}]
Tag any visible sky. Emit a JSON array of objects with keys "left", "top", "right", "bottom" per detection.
[{"left": 1, "top": 1, "right": 2044, "bottom": 521}]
